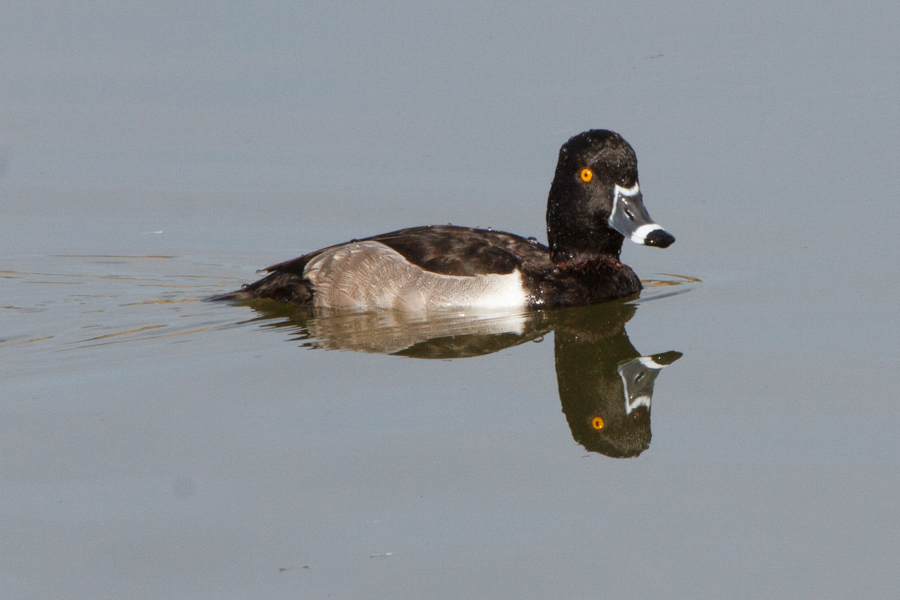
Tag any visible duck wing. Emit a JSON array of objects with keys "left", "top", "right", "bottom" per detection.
[{"left": 264, "top": 225, "right": 551, "bottom": 278}]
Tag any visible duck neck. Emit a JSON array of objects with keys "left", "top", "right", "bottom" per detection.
[
  {"left": 546, "top": 178, "right": 626, "bottom": 264},
  {"left": 548, "top": 224, "right": 625, "bottom": 264}
]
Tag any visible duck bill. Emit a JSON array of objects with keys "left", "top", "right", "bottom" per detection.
[{"left": 608, "top": 184, "right": 675, "bottom": 248}]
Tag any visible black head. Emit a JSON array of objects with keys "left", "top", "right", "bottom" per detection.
[{"left": 546, "top": 130, "right": 674, "bottom": 263}]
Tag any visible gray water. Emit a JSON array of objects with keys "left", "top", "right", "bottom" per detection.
[{"left": 2, "top": 2, "right": 899, "bottom": 598}]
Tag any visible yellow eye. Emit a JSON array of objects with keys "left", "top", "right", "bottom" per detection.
[
  {"left": 591, "top": 416, "right": 604, "bottom": 430},
  {"left": 580, "top": 168, "right": 593, "bottom": 183}
]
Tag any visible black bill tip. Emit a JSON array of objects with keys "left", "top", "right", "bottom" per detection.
[{"left": 643, "top": 229, "right": 675, "bottom": 248}]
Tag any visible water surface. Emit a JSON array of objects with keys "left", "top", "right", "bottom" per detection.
[{"left": 2, "top": 2, "right": 898, "bottom": 599}]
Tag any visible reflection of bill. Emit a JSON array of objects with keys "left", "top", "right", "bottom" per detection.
[
  {"left": 238, "top": 299, "right": 681, "bottom": 458},
  {"left": 620, "top": 355, "right": 682, "bottom": 415}
]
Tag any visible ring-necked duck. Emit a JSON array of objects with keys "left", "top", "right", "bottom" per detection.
[{"left": 214, "top": 129, "right": 674, "bottom": 310}]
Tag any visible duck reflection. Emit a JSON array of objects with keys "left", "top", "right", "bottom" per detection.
[
  {"left": 551, "top": 304, "right": 681, "bottom": 457},
  {"left": 239, "top": 299, "right": 680, "bottom": 458}
]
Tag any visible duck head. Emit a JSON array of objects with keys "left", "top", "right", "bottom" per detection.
[{"left": 546, "top": 130, "right": 675, "bottom": 263}]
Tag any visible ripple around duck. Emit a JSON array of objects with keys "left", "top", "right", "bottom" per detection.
[
  {"left": 0, "top": 254, "right": 244, "bottom": 374},
  {"left": 1, "top": 252, "right": 699, "bottom": 374},
  {"left": 638, "top": 273, "right": 702, "bottom": 301}
]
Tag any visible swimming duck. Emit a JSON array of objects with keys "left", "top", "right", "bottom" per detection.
[{"left": 214, "top": 129, "right": 674, "bottom": 310}]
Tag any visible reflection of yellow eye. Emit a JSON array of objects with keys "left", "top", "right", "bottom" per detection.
[
  {"left": 580, "top": 168, "right": 593, "bottom": 183},
  {"left": 591, "top": 416, "right": 604, "bottom": 430}
]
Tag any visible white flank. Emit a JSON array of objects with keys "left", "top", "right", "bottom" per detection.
[{"left": 303, "top": 241, "right": 528, "bottom": 312}]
